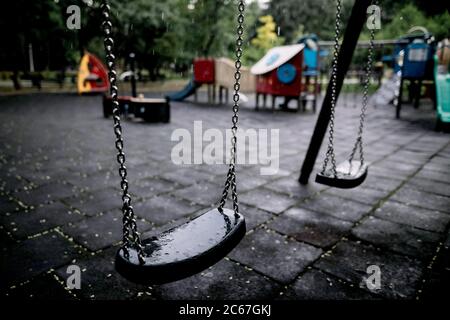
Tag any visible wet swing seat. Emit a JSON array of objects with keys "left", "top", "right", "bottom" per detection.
[
  {"left": 116, "top": 208, "right": 246, "bottom": 284},
  {"left": 315, "top": 160, "right": 368, "bottom": 189}
]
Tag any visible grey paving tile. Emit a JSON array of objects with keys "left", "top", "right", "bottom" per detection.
[
  {"left": 240, "top": 188, "right": 298, "bottom": 214},
  {"left": 172, "top": 181, "right": 223, "bottom": 206},
  {"left": 65, "top": 188, "right": 122, "bottom": 216},
  {"left": 153, "top": 259, "right": 280, "bottom": 300},
  {"left": 374, "top": 200, "right": 450, "bottom": 233},
  {"left": 325, "top": 186, "right": 389, "bottom": 206},
  {"left": 62, "top": 211, "right": 152, "bottom": 251},
  {"left": 240, "top": 204, "right": 274, "bottom": 231},
  {"left": 160, "top": 168, "right": 212, "bottom": 186},
  {"left": 0, "top": 231, "right": 79, "bottom": 290},
  {"left": 414, "top": 169, "right": 450, "bottom": 184},
  {"left": 352, "top": 216, "right": 441, "bottom": 259},
  {"left": 298, "top": 194, "right": 372, "bottom": 222},
  {"left": 0, "top": 202, "right": 84, "bottom": 239},
  {"left": 133, "top": 194, "right": 203, "bottom": 225},
  {"left": 391, "top": 187, "right": 450, "bottom": 213},
  {"left": 3, "top": 273, "right": 75, "bottom": 300},
  {"left": 55, "top": 247, "right": 146, "bottom": 300},
  {"left": 315, "top": 240, "right": 424, "bottom": 299},
  {"left": 13, "top": 182, "right": 78, "bottom": 207},
  {"left": 269, "top": 207, "right": 352, "bottom": 248},
  {"left": 264, "top": 176, "right": 325, "bottom": 199},
  {"left": 229, "top": 228, "right": 322, "bottom": 283},
  {"left": 283, "top": 268, "right": 377, "bottom": 300}
]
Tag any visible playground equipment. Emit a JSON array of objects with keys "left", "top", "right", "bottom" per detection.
[
  {"left": 299, "top": 0, "right": 376, "bottom": 188},
  {"left": 101, "top": 0, "right": 246, "bottom": 284},
  {"left": 77, "top": 51, "right": 109, "bottom": 94},
  {"left": 251, "top": 39, "right": 320, "bottom": 112},
  {"left": 435, "top": 39, "right": 450, "bottom": 131},
  {"left": 103, "top": 53, "right": 170, "bottom": 123},
  {"left": 167, "top": 57, "right": 255, "bottom": 103},
  {"left": 392, "top": 27, "right": 436, "bottom": 118}
]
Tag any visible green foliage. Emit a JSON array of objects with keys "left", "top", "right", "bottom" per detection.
[
  {"left": 1, "top": 0, "right": 448, "bottom": 82},
  {"left": 242, "top": 15, "right": 284, "bottom": 65},
  {"left": 376, "top": 4, "right": 450, "bottom": 41}
]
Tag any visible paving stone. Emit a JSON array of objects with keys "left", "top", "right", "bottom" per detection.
[
  {"left": 1, "top": 92, "right": 449, "bottom": 300},
  {"left": 65, "top": 187, "right": 122, "bottom": 216},
  {"left": 375, "top": 200, "right": 450, "bottom": 233},
  {"left": 0, "top": 173, "right": 31, "bottom": 193},
  {"left": 352, "top": 216, "right": 441, "bottom": 259},
  {"left": 269, "top": 207, "right": 352, "bottom": 248},
  {"left": 0, "top": 201, "right": 84, "bottom": 239},
  {"left": 405, "top": 177, "right": 450, "bottom": 197},
  {"left": 130, "top": 177, "right": 178, "bottom": 199},
  {"left": 4, "top": 273, "right": 75, "bottom": 300},
  {"left": 55, "top": 247, "right": 146, "bottom": 300},
  {"left": 415, "top": 169, "right": 450, "bottom": 184},
  {"left": 0, "top": 231, "right": 79, "bottom": 290},
  {"left": 239, "top": 204, "right": 274, "bottom": 231},
  {"left": 13, "top": 182, "right": 78, "bottom": 207},
  {"left": 264, "top": 176, "right": 324, "bottom": 199},
  {"left": 62, "top": 211, "right": 152, "bottom": 251},
  {"left": 160, "top": 168, "right": 212, "bottom": 186},
  {"left": 423, "top": 156, "right": 450, "bottom": 173},
  {"left": 235, "top": 172, "right": 268, "bottom": 192},
  {"left": 133, "top": 194, "right": 203, "bottom": 226},
  {"left": 240, "top": 188, "right": 298, "bottom": 214},
  {"left": 172, "top": 181, "right": 223, "bottom": 206},
  {"left": 315, "top": 240, "right": 424, "bottom": 298},
  {"left": 374, "top": 160, "right": 421, "bottom": 175},
  {"left": 283, "top": 268, "right": 377, "bottom": 300},
  {"left": 325, "top": 186, "right": 389, "bottom": 206},
  {"left": 386, "top": 149, "right": 430, "bottom": 165},
  {"left": 298, "top": 194, "right": 372, "bottom": 222},
  {"left": 66, "top": 171, "right": 117, "bottom": 193},
  {"left": 364, "top": 174, "right": 403, "bottom": 192},
  {"left": 153, "top": 259, "right": 280, "bottom": 300},
  {"left": 391, "top": 187, "right": 450, "bottom": 213},
  {"left": 0, "top": 195, "right": 22, "bottom": 214},
  {"left": 229, "top": 228, "right": 322, "bottom": 283}
]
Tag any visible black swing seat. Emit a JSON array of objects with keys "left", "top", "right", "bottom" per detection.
[
  {"left": 115, "top": 208, "right": 245, "bottom": 284},
  {"left": 315, "top": 160, "right": 368, "bottom": 189}
]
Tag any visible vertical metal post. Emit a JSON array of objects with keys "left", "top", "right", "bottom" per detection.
[
  {"left": 299, "top": 0, "right": 372, "bottom": 185},
  {"left": 129, "top": 52, "right": 137, "bottom": 98}
]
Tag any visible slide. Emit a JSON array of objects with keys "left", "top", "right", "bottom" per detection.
[{"left": 167, "top": 78, "right": 201, "bottom": 101}]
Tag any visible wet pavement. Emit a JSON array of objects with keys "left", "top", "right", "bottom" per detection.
[{"left": 0, "top": 92, "right": 449, "bottom": 300}]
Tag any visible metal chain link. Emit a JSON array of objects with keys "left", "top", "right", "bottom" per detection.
[
  {"left": 348, "top": 22, "right": 376, "bottom": 166},
  {"left": 219, "top": 0, "right": 245, "bottom": 217},
  {"left": 101, "top": 0, "right": 145, "bottom": 263},
  {"left": 321, "top": 0, "right": 342, "bottom": 176}
]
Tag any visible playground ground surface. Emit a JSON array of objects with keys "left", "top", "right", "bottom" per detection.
[{"left": 0, "top": 92, "right": 449, "bottom": 300}]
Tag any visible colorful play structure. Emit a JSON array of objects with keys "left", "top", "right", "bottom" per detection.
[
  {"left": 77, "top": 51, "right": 109, "bottom": 94},
  {"left": 391, "top": 28, "right": 436, "bottom": 118},
  {"left": 167, "top": 57, "right": 255, "bottom": 104},
  {"left": 168, "top": 34, "right": 320, "bottom": 112},
  {"left": 251, "top": 38, "right": 320, "bottom": 112},
  {"left": 435, "top": 39, "right": 450, "bottom": 130}
]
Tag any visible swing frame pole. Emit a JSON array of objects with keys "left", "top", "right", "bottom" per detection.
[{"left": 299, "top": 0, "right": 372, "bottom": 185}]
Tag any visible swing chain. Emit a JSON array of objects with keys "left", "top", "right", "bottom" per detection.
[
  {"left": 321, "top": 0, "right": 342, "bottom": 176},
  {"left": 349, "top": 0, "right": 377, "bottom": 166},
  {"left": 219, "top": 0, "right": 245, "bottom": 216},
  {"left": 101, "top": 0, "right": 145, "bottom": 263}
]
